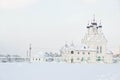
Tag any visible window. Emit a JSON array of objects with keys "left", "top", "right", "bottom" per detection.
[
  {"left": 96, "top": 56, "right": 101, "bottom": 61},
  {"left": 84, "top": 46, "right": 86, "bottom": 49},
  {"left": 97, "top": 46, "right": 99, "bottom": 53},
  {"left": 83, "top": 52, "right": 85, "bottom": 55},
  {"left": 71, "top": 51, "right": 74, "bottom": 54},
  {"left": 71, "top": 58, "right": 74, "bottom": 63},
  {"left": 88, "top": 52, "right": 90, "bottom": 55},
  {"left": 81, "top": 57, "right": 84, "bottom": 61}
]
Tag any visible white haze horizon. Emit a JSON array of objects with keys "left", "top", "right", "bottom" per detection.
[{"left": 0, "top": 0, "right": 120, "bottom": 56}]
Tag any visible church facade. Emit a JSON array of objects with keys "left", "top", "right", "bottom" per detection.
[
  {"left": 60, "top": 18, "right": 113, "bottom": 63},
  {"left": 27, "top": 17, "right": 114, "bottom": 64}
]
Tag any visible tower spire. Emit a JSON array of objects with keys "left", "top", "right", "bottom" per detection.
[
  {"left": 29, "top": 43, "right": 32, "bottom": 62},
  {"left": 87, "top": 20, "right": 90, "bottom": 28},
  {"left": 71, "top": 41, "right": 74, "bottom": 46},
  {"left": 99, "top": 20, "right": 102, "bottom": 28},
  {"left": 65, "top": 41, "right": 68, "bottom": 47},
  {"left": 93, "top": 14, "right": 95, "bottom": 22},
  {"left": 29, "top": 43, "right": 32, "bottom": 56},
  {"left": 87, "top": 20, "right": 90, "bottom": 25},
  {"left": 91, "top": 14, "right": 97, "bottom": 25}
]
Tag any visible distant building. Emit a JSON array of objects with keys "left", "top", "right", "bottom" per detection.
[
  {"left": 0, "top": 54, "right": 27, "bottom": 63},
  {"left": 30, "top": 51, "right": 62, "bottom": 63},
  {"left": 113, "top": 54, "right": 120, "bottom": 63}
]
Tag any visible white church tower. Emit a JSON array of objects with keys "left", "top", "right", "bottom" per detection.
[{"left": 81, "top": 16, "right": 108, "bottom": 63}]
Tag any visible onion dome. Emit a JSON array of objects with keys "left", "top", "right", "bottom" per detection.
[
  {"left": 65, "top": 43, "right": 68, "bottom": 48},
  {"left": 91, "top": 22, "right": 97, "bottom": 25},
  {"left": 98, "top": 20, "right": 102, "bottom": 28},
  {"left": 86, "top": 22, "right": 90, "bottom": 28},
  {"left": 91, "top": 14, "right": 97, "bottom": 25},
  {"left": 87, "top": 26, "right": 90, "bottom": 28},
  {"left": 90, "top": 25, "right": 93, "bottom": 27},
  {"left": 99, "top": 25, "right": 102, "bottom": 28}
]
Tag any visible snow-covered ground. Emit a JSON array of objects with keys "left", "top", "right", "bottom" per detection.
[{"left": 0, "top": 63, "right": 120, "bottom": 80}]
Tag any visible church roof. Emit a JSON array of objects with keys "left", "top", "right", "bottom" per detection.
[
  {"left": 107, "top": 50, "right": 113, "bottom": 54},
  {"left": 61, "top": 43, "right": 96, "bottom": 52}
]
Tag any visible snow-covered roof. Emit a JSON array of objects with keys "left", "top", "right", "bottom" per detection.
[
  {"left": 32, "top": 51, "right": 45, "bottom": 58},
  {"left": 32, "top": 51, "right": 61, "bottom": 58},
  {"left": 60, "top": 43, "right": 96, "bottom": 52},
  {"left": 113, "top": 54, "right": 120, "bottom": 57},
  {"left": 75, "top": 44, "right": 96, "bottom": 51},
  {"left": 106, "top": 50, "right": 113, "bottom": 54}
]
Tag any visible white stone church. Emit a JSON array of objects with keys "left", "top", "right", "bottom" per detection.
[
  {"left": 60, "top": 17, "right": 113, "bottom": 63},
  {"left": 29, "top": 17, "right": 113, "bottom": 64}
]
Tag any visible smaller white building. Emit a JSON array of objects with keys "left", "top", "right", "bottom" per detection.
[
  {"left": 30, "top": 51, "right": 62, "bottom": 63},
  {"left": 60, "top": 43, "right": 96, "bottom": 63},
  {"left": 0, "top": 54, "right": 26, "bottom": 63}
]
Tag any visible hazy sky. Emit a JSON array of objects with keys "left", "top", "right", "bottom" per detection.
[{"left": 0, "top": 0, "right": 120, "bottom": 55}]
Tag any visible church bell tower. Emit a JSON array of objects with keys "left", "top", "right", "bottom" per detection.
[{"left": 81, "top": 16, "right": 107, "bottom": 62}]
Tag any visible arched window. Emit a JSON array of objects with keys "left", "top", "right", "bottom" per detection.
[
  {"left": 96, "top": 56, "right": 101, "bottom": 61},
  {"left": 36, "top": 58, "right": 37, "bottom": 60},
  {"left": 81, "top": 57, "right": 84, "bottom": 61},
  {"left": 71, "top": 51, "right": 74, "bottom": 54},
  {"left": 84, "top": 46, "right": 86, "bottom": 49},
  {"left": 71, "top": 58, "right": 74, "bottom": 63},
  {"left": 97, "top": 46, "right": 99, "bottom": 53},
  {"left": 88, "top": 52, "right": 90, "bottom": 55}
]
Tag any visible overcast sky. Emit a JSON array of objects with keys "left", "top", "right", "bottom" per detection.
[{"left": 0, "top": 0, "right": 120, "bottom": 55}]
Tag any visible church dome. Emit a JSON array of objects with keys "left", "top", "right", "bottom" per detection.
[
  {"left": 91, "top": 22, "right": 97, "bottom": 25},
  {"left": 99, "top": 25, "right": 102, "bottom": 28}
]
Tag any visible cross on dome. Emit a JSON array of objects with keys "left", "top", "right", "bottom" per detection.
[
  {"left": 93, "top": 14, "right": 96, "bottom": 22},
  {"left": 91, "top": 14, "right": 97, "bottom": 25},
  {"left": 99, "top": 20, "right": 102, "bottom": 28}
]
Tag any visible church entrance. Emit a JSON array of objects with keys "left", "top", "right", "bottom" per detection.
[{"left": 71, "top": 58, "right": 74, "bottom": 63}]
